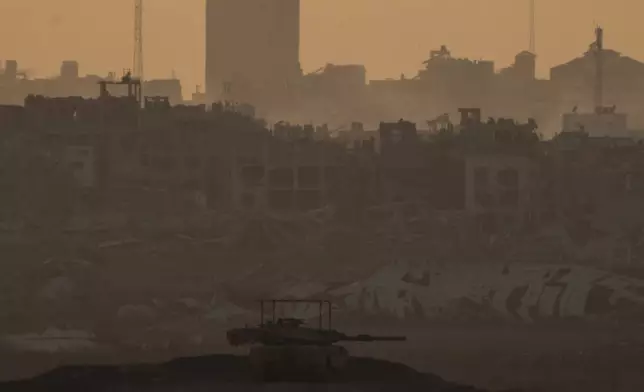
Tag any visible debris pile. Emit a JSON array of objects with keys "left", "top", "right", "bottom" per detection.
[
  {"left": 274, "top": 261, "right": 644, "bottom": 323},
  {"left": 2, "top": 328, "right": 97, "bottom": 354},
  {"left": 3, "top": 202, "right": 644, "bottom": 363}
]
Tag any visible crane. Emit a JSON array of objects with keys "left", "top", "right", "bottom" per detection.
[{"left": 134, "top": 0, "right": 144, "bottom": 81}]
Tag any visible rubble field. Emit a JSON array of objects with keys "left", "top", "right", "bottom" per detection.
[{"left": 3, "top": 209, "right": 644, "bottom": 391}]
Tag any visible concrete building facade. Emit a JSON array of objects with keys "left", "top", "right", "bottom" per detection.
[{"left": 465, "top": 154, "right": 538, "bottom": 229}]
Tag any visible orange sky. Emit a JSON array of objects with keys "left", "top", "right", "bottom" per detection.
[{"left": 0, "top": 0, "right": 641, "bottom": 96}]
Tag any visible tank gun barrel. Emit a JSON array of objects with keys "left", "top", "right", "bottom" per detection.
[
  {"left": 340, "top": 334, "right": 407, "bottom": 342},
  {"left": 227, "top": 327, "right": 406, "bottom": 346}
]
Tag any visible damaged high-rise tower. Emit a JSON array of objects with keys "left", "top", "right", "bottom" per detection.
[{"left": 205, "top": 0, "right": 302, "bottom": 110}]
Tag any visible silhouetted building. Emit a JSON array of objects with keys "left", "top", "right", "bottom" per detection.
[
  {"left": 60, "top": 61, "right": 80, "bottom": 80},
  {"left": 499, "top": 51, "right": 536, "bottom": 83},
  {"left": 298, "top": 64, "right": 368, "bottom": 124},
  {"left": 205, "top": 0, "right": 301, "bottom": 109},
  {"left": 550, "top": 48, "right": 644, "bottom": 115},
  {"left": 368, "top": 46, "right": 497, "bottom": 123},
  {"left": 563, "top": 112, "right": 627, "bottom": 137},
  {"left": 0, "top": 61, "right": 185, "bottom": 106},
  {"left": 418, "top": 45, "right": 495, "bottom": 90},
  {"left": 2, "top": 60, "right": 18, "bottom": 81},
  {"left": 303, "top": 64, "right": 366, "bottom": 97},
  {"left": 143, "top": 79, "right": 183, "bottom": 106},
  {"left": 514, "top": 51, "right": 537, "bottom": 81},
  {"left": 187, "top": 85, "right": 208, "bottom": 106},
  {"left": 465, "top": 155, "right": 538, "bottom": 229}
]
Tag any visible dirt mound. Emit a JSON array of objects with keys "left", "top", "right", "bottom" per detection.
[{"left": 0, "top": 354, "right": 497, "bottom": 391}]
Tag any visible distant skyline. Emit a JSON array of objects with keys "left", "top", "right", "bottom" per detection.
[{"left": 1, "top": 0, "right": 642, "bottom": 96}]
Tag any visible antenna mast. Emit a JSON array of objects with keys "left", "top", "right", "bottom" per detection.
[
  {"left": 594, "top": 26, "right": 604, "bottom": 110},
  {"left": 134, "top": 0, "right": 144, "bottom": 80},
  {"left": 529, "top": 0, "right": 536, "bottom": 53}
]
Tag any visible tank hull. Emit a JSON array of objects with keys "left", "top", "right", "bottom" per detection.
[{"left": 249, "top": 345, "right": 349, "bottom": 382}]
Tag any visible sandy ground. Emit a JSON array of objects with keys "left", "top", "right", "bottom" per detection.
[{"left": 2, "top": 322, "right": 644, "bottom": 392}]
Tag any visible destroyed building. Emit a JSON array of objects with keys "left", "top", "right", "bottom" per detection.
[
  {"left": 366, "top": 46, "right": 552, "bottom": 129},
  {"left": 0, "top": 75, "right": 554, "bottom": 229},
  {"left": 376, "top": 109, "right": 542, "bottom": 231},
  {"left": 417, "top": 45, "right": 496, "bottom": 95},
  {"left": 0, "top": 60, "right": 184, "bottom": 106},
  {"left": 458, "top": 109, "right": 542, "bottom": 230},
  {"left": 4, "top": 63, "right": 644, "bottom": 245},
  {"left": 551, "top": 47, "right": 644, "bottom": 128},
  {"left": 548, "top": 108, "right": 644, "bottom": 221},
  {"left": 2, "top": 76, "right": 367, "bottom": 216},
  {"left": 297, "top": 64, "right": 369, "bottom": 125},
  {"left": 0, "top": 71, "right": 542, "bottom": 230}
]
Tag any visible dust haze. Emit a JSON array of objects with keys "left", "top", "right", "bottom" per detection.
[{"left": 1, "top": 1, "right": 644, "bottom": 392}]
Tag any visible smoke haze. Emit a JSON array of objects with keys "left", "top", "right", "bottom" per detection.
[{"left": 1, "top": 0, "right": 643, "bottom": 94}]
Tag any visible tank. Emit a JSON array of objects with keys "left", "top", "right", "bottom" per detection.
[{"left": 227, "top": 299, "right": 406, "bottom": 381}]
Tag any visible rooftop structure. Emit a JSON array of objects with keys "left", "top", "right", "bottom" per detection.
[
  {"left": 0, "top": 61, "right": 184, "bottom": 106},
  {"left": 418, "top": 45, "right": 495, "bottom": 85},
  {"left": 561, "top": 105, "right": 629, "bottom": 138}
]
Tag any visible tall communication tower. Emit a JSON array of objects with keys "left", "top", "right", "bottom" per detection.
[
  {"left": 134, "top": 0, "right": 144, "bottom": 80},
  {"left": 529, "top": 0, "right": 536, "bottom": 53},
  {"left": 594, "top": 26, "right": 604, "bottom": 110}
]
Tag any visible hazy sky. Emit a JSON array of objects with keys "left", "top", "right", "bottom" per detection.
[{"left": 1, "top": 0, "right": 641, "bottom": 96}]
